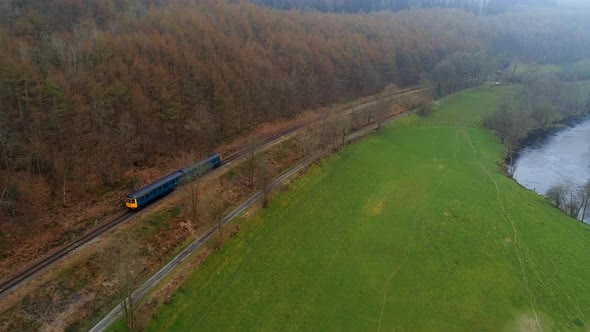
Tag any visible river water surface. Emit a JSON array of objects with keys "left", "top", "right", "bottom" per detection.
[{"left": 513, "top": 117, "right": 590, "bottom": 203}]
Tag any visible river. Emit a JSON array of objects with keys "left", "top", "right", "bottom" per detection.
[{"left": 513, "top": 117, "right": 590, "bottom": 221}]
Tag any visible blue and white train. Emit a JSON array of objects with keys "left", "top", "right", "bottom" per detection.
[{"left": 125, "top": 153, "right": 222, "bottom": 210}]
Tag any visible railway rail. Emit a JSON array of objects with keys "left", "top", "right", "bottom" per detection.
[
  {"left": 0, "top": 79, "right": 462, "bottom": 297},
  {"left": 0, "top": 122, "right": 311, "bottom": 296},
  {"left": 0, "top": 212, "right": 132, "bottom": 294},
  {"left": 0, "top": 125, "right": 301, "bottom": 297}
]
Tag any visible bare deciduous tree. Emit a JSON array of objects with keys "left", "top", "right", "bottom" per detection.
[
  {"left": 113, "top": 235, "right": 145, "bottom": 331},
  {"left": 578, "top": 181, "right": 590, "bottom": 222},
  {"left": 257, "top": 157, "right": 274, "bottom": 208},
  {"left": 0, "top": 120, "right": 16, "bottom": 181},
  {"left": 298, "top": 120, "right": 321, "bottom": 158},
  {"left": 322, "top": 112, "right": 350, "bottom": 150},
  {"left": 207, "top": 186, "right": 228, "bottom": 249},
  {"left": 189, "top": 179, "right": 200, "bottom": 226},
  {"left": 547, "top": 179, "right": 590, "bottom": 221},
  {"left": 374, "top": 99, "right": 390, "bottom": 132},
  {"left": 245, "top": 137, "right": 259, "bottom": 189},
  {"left": 432, "top": 60, "right": 457, "bottom": 96},
  {"left": 531, "top": 100, "right": 556, "bottom": 127},
  {"left": 484, "top": 101, "right": 525, "bottom": 145}
]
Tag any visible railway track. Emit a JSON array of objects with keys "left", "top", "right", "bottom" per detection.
[
  {"left": 220, "top": 124, "right": 305, "bottom": 166},
  {"left": 0, "top": 212, "right": 132, "bottom": 295},
  {"left": 0, "top": 79, "right": 462, "bottom": 297},
  {"left": 0, "top": 123, "right": 308, "bottom": 297}
]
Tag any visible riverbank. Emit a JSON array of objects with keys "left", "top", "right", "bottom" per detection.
[
  {"left": 512, "top": 117, "right": 590, "bottom": 222},
  {"left": 514, "top": 112, "right": 590, "bottom": 158}
]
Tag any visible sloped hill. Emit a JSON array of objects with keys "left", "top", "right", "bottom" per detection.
[{"left": 136, "top": 86, "right": 590, "bottom": 331}]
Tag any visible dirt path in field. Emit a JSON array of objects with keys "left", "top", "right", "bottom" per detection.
[
  {"left": 376, "top": 131, "right": 456, "bottom": 332},
  {"left": 462, "top": 127, "right": 542, "bottom": 332}
]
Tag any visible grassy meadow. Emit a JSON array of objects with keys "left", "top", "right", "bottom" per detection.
[{"left": 125, "top": 85, "right": 590, "bottom": 331}]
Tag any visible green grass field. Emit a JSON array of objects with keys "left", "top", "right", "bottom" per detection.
[{"left": 135, "top": 86, "right": 590, "bottom": 331}]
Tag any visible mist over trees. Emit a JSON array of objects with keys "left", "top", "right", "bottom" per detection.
[
  {"left": 484, "top": 69, "right": 589, "bottom": 149},
  {"left": 254, "top": 0, "right": 558, "bottom": 14}
]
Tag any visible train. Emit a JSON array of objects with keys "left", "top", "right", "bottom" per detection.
[{"left": 125, "top": 153, "right": 222, "bottom": 210}]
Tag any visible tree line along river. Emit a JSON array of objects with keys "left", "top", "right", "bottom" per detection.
[{"left": 513, "top": 117, "right": 590, "bottom": 222}]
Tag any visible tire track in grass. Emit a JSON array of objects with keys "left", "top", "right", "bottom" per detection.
[
  {"left": 505, "top": 184, "right": 587, "bottom": 320},
  {"left": 377, "top": 132, "right": 455, "bottom": 332},
  {"left": 452, "top": 127, "right": 462, "bottom": 164},
  {"left": 517, "top": 235, "right": 587, "bottom": 325},
  {"left": 469, "top": 127, "right": 588, "bottom": 328},
  {"left": 462, "top": 127, "right": 543, "bottom": 332},
  {"left": 376, "top": 212, "right": 417, "bottom": 332},
  {"left": 532, "top": 199, "right": 589, "bottom": 246}
]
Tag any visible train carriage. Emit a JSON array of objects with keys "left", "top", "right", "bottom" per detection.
[
  {"left": 125, "top": 153, "right": 222, "bottom": 210},
  {"left": 179, "top": 153, "right": 222, "bottom": 182},
  {"left": 125, "top": 171, "right": 183, "bottom": 209}
]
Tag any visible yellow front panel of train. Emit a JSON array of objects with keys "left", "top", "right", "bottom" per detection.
[{"left": 125, "top": 199, "right": 138, "bottom": 209}]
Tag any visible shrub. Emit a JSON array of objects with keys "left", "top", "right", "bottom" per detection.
[{"left": 417, "top": 102, "right": 435, "bottom": 117}]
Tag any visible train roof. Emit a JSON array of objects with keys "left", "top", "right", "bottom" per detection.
[
  {"left": 180, "top": 153, "right": 221, "bottom": 173},
  {"left": 127, "top": 171, "right": 183, "bottom": 198}
]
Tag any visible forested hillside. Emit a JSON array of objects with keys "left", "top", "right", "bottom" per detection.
[
  {"left": 1, "top": 0, "right": 590, "bottom": 232},
  {"left": 0, "top": 1, "right": 488, "bottom": 225}
]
